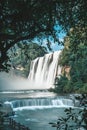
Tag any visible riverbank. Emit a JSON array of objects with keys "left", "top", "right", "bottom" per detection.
[
  {"left": 0, "top": 116, "right": 15, "bottom": 130},
  {"left": 0, "top": 117, "right": 30, "bottom": 130},
  {"left": 0, "top": 124, "right": 15, "bottom": 130}
]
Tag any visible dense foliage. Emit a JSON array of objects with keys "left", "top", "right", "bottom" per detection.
[
  {"left": 9, "top": 42, "right": 47, "bottom": 77},
  {"left": 0, "top": 0, "right": 87, "bottom": 71},
  {"left": 50, "top": 94, "right": 87, "bottom": 130},
  {"left": 54, "top": 26, "right": 87, "bottom": 93}
]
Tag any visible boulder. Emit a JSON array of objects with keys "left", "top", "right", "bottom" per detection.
[{"left": 0, "top": 101, "right": 14, "bottom": 117}]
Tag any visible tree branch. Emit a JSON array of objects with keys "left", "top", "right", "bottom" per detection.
[
  {"left": 6, "top": 28, "right": 49, "bottom": 51},
  {"left": 0, "top": 33, "right": 16, "bottom": 40}
]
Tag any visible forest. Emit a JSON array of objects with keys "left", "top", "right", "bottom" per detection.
[
  {"left": 0, "top": 0, "right": 87, "bottom": 130},
  {"left": 0, "top": 0, "right": 87, "bottom": 93}
]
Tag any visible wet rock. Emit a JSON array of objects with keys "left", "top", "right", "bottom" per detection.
[{"left": 0, "top": 101, "right": 14, "bottom": 117}]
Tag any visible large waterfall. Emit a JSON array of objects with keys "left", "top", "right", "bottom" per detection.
[
  {"left": 0, "top": 51, "right": 61, "bottom": 90},
  {"left": 28, "top": 51, "right": 62, "bottom": 89}
]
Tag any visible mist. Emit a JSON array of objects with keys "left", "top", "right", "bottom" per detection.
[
  {"left": 0, "top": 72, "right": 50, "bottom": 91},
  {"left": 0, "top": 72, "right": 29, "bottom": 91}
]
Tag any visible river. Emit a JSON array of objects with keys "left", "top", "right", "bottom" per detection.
[{"left": 0, "top": 90, "right": 79, "bottom": 130}]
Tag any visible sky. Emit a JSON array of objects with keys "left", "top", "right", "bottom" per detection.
[
  {"left": 34, "top": 25, "right": 66, "bottom": 52},
  {"left": 50, "top": 32, "right": 66, "bottom": 51},
  {"left": 34, "top": 31, "right": 66, "bottom": 52},
  {"left": 43, "top": 32, "right": 66, "bottom": 52},
  {"left": 50, "top": 25, "right": 66, "bottom": 51}
]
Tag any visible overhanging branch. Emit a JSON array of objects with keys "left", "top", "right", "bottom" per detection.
[{"left": 6, "top": 28, "right": 49, "bottom": 51}]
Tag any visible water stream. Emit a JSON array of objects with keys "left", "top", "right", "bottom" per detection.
[
  {"left": 0, "top": 51, "right": 79, "bottom": 130},
  {"left": 2, "top": 90, "right": 78, "bottom": 130},
  {"left": 28, "top": 51, "right": 62, "bottom": 89}
]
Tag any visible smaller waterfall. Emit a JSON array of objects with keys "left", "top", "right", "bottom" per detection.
[
  {"left": 28, "top": 51, "right": 62, "bottom": 89},
  {"left": 9, "top": 97, "right": 75, "bottom": 110}
]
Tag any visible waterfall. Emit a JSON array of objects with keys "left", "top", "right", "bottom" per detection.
[
  {"left": 28, "top": 51, "right": 62, "bottom": 89},
  {"left": 9, "top": 97, "right": 74, "bottom": 110},
  {"left": 0, "top": 51, "right": 61, "bottom": 90}
]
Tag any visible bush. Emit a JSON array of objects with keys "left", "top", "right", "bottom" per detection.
[{"left": 49, "top": 94, "right": 87, "bottom": 130}]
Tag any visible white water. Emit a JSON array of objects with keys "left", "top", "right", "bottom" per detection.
[
  {"left": 28, "top": 51, "right": 62, "bottom": 89},
  {"left": 9, "top": 97, "right": 75, "bottom": 111},
  {"left": 0, "top": 51, "right": 61, "bottom": 90}
]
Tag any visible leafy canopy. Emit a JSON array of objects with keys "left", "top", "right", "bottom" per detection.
[
  {"left": 0, "top": 0, "right": 87, "bottom": 71},
  {"left": 54, "top": 26, "right": 87, "bottom": 93},
  {"left": 9, "top": 42, "right": 47, "bottom": 77}
]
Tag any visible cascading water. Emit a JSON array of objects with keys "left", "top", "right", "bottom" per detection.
[
  {"left": 0, "top": 49, "right": 80, "bottom": 130},
  {"left": 0, "top": 50, "right": 61, "bottom": 90},
  {"left": 28, "top": 51, "right": 62, "bottom": 89},
  {"left": 9, "top": 97, "right": 75, "bottom": 111}
]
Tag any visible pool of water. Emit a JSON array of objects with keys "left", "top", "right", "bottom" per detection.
[
  {"left": 0, "top": 90, "right": 80, "bottom": 130},
  {"left": 13, "top": 107, "right": 66, "bottom": 130}
]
